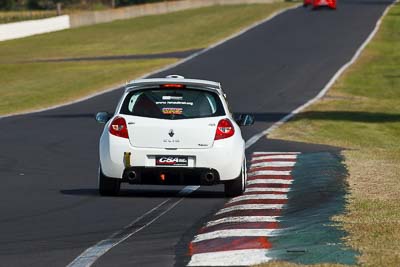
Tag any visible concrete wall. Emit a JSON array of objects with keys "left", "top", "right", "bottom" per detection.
[
  {"left": 0, "top": 15, "right": 70, "bottom": 41},
  {"left": 0, "top": 0, "right": 281, "bottom": 42}
]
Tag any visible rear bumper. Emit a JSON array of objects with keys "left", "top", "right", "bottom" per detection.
[
  {"left": 122, "top": 167, "right": 220, "bottom": 185},
  {"left": 99, "top": 128, "right": 245, "bottom": 181}
]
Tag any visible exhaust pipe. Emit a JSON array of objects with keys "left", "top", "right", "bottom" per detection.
[
  {"left": 201, "top": 171, "right": 215, "bottom": 185},
  {"left": 127, "top": 171, "right": 137, "bottom": 182},
  {"left": 125, "top": 169, "right": 141, "bottom": 184}
]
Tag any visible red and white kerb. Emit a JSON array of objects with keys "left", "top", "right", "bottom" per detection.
[{"left": 187, "top": 152, "right": 300, "bottom": 266}]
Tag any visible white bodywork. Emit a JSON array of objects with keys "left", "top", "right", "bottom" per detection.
[{"left": 99, "top": 77, "right": 245, "bottom": 183}]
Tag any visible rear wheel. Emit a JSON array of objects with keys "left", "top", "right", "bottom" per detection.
[
  {"left": 98, "top": 167, "right": 121, "bottom": 196},
  {"left": 224, "top": 159, "right": 246, "bottom": 197}
]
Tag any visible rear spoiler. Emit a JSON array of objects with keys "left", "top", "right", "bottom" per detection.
[{"left": 125, "top": 82, "right": 222, "bottom": 95}]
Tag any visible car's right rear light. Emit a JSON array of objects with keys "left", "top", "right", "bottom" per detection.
[
  {"left": 109, "top": 116, "right": 129, "bottom": 139},
  {"left": 215, "top": 119, "right": 235, "bottom": 140}
]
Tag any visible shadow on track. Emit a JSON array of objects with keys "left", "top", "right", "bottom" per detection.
[
  {"left": 37, "top": 113, "right": 96, "bottom": 119},
  {"left": 60, "top": 188, "right": 226, "bottom": 198},
  {"left": 235, "top": 111, "right": 400, "bottom": 123},
  {"left": 288, "top": 110, "right": 400, "bottom": 123}
]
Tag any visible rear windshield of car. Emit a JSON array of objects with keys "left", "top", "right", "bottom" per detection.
[{"left": 120, "top": 88, "right": 225, "bottom": 120}]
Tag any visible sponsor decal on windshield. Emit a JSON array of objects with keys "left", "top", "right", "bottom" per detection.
[
  {"left": 156, "top": 101, "right": 194, "bottom": 106},
  {"left": 162, "top": 107, "right": 183, "bottom": 115},
  {"left": 162, "top": 96, "right": 183, "bottom": 100}
]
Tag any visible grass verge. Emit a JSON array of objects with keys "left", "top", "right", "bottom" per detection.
[
  {"left": 262, "top": 3, "right": 400, "bottom": 267},
  {"left": 0, "top": 2, "right": 295, "bottom": 116},
  {"left": 0, "top": 59, "right": 175, "bottom": 115}
]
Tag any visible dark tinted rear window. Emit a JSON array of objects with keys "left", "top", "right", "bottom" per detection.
[{"left": 120, "top": 88, "right": 225, "bottom": 120}]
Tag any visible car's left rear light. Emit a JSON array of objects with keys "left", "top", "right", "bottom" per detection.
[
  {"left": 215, "top": 119, "right": 235, "bottom": 140},
  {"left": 109, "top": 116, "right": 129, "bottom": 139}
]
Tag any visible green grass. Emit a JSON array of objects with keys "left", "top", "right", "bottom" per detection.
[
  {"left": 267, "top": 4, "right": 400, "bottom": 267},
  {"left": 0, "top": 3, "right": 295, "bottom": 115},
  {"left": 0, "top": 59, "right": 175, "bottom": 114}
]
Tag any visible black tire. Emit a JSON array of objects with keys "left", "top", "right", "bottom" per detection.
[
  {"left": 224, "top": 160, "right": 246, "bottom": 197},
  {"left": 98, "top": 167, "right": 120, "bottom": 196}
]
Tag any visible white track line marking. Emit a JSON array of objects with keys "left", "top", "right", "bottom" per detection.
[
  {"left": 252, "top": 155, "right": 298, "bottom": 161},
  {"left": 253, "top": 152, "right": 300, "bottom": 155},
  {"left": 245, "top": 187, "right": 290, "bottom": 193},
  {"left": 216, "top": 204, "right": 285, "bottom": 215},
  {"left": 247, "top": 179, "right": 292, "bottom": 185},
  {"left": 193, "top": 228, "right": 280, "bottom": 243},
  {"left": 251, "top": 161, "right": 296, "bottom": 168},
  {"left": 248, "top": 170, "right": 291, "bottom": 176},
  {"left": 228, "top": 194, "right": 288, "bottom": 204},
  {"left": 67, "top": 186, "right": 199, "bottom": 267},
  {"left": 245, "top": 2, "right": 397, "bottom": 149},
  {"left": 206, "top": 216, "right": 279, "bottom": 228},
  {"left": 188, "top": 249, "right": 273, "bottom": 266},
  {"left": 179, "top": 185, "right": 200, "bottom": 195}
]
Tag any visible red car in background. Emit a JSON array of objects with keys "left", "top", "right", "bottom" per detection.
[
  {"left": 304, "top": 0, "right": 336, "bottom": 9},
  {"left": 303, "top": 0, "right": 313, "bottom": 6}
]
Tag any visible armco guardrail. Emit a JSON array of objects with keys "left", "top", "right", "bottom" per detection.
[
  {"left": 0, "top": 15, "right": 70, "bottom": 41},
  {"left": 0, "top": 0, "right": 279, "bottom": 42}
]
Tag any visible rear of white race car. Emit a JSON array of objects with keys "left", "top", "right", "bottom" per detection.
[
  {"left": 97, "top": 78, "right": 252, "bottom": 196},
  {"left": 100, "top": 115, "right": 245, "bottom": 184}
]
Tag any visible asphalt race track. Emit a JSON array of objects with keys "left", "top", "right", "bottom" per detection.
[{"left": 0, "top": 1, "right": 393, "bottom": 266}]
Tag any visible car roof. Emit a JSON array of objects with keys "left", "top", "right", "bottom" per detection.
[{"left": 125, "top": 75, "right": 223, "bottom": 95}]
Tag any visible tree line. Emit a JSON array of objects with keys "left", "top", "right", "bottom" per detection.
[{"left": 0, "top": 0, "right": 170, "bottom": 10}]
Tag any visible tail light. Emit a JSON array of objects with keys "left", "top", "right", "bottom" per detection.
[
  {"left": 160, "top": 84, "right": 185, "bottom": 88},
  {"left": 109, "top": 116, "right": 129, "bottom": 138},
  {"left": 215, "top": 119, "right": 235, "bottom": 140}
]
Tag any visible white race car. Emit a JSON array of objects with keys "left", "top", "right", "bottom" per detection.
[{"left": 96, "top": 75, "right": 254, "bottom": 197}]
